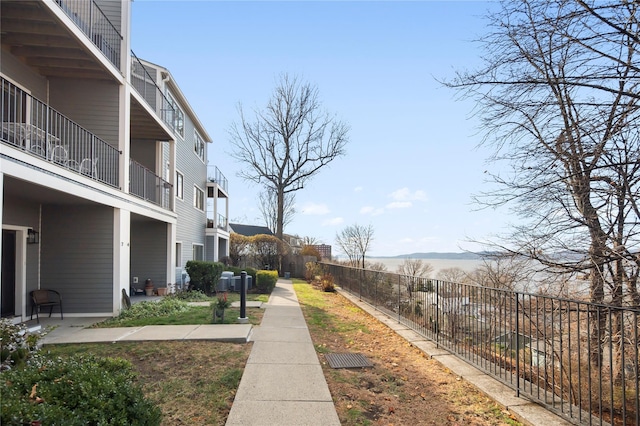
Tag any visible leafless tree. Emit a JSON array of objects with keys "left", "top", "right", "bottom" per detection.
[
  {"left": 229, "top": 74, "right": 349, "bottom": 239},
  {"left": 445, "top": 0, "right": 640, "bottom": 367},
  {"left": 437, "top": 267, "right": 468, "bottom": 284},
  {"left": 335, "top": 224, "right": 374, "bottom": 268},
  {"left": 258, "top": 188, "right": 295, "bottom": 234},
  {"left": 396, "top": 258, "right": 433, "bottom": 278}
]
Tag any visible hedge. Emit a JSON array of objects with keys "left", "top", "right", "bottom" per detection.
[{"left": 256, "top": 270, "right": 279, "bottom": 294}]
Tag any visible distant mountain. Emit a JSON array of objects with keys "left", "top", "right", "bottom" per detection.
[{"left": 374, "top": 252, "right": 486, "bottom": 260}]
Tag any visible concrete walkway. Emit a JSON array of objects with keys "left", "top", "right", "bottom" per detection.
[{"left": 225, "top": 280, "right": 341, "bottom": 426}]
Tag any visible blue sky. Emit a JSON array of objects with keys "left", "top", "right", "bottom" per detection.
[{"left": 132, "top": 1, "right": 512, "bottom": 256}]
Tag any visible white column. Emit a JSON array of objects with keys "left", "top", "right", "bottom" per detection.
[
  {"left": 113, "top": 209, "right": 131, "bottom": 313},
  {"left": 167, "top": 222, "right": 176, "bottom": 291}
]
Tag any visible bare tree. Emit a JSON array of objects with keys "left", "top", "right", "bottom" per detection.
[
  {"left": 258, "top": 188, "right": 296, "bottom": 234},
  {"left": 229, "top": 74, "right": 349, "bottom": 239},
  {"left": 437, "top": 267, "right": 468, "bottom": 284},
  {"left": 396, "top": 258, "right": 433, "bottom": 278},
  {"left": 335, "top": 224, "right": 374, "bottom": 268},
  {"left": 445, "top": 0, "right": 640, "bottom": 367}
]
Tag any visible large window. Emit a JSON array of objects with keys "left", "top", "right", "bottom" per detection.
[
  {"left": 194, "top": 130, "right": 205, "bottom": 162},
  {"left": 192, "top": 244, "right": 204, "bottom": 261},
  {"left": 167, "top": 92, "right": 184, "bottom": 137},
  {"left": 176, "top": 171, "right": 184, "bottom": 199},
  {"left": 194, "top": 185, "right": 204, "bottom": 211}
]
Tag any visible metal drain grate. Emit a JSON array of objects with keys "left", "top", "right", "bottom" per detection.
[{"left": 325, "top": 353, "right": 373, "bottom": 369}]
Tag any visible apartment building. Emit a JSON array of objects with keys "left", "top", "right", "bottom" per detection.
[{"left": 0, "top": 0, "right": 228, "bottom": 321}]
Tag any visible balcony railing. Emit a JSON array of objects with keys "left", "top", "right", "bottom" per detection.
[
  {"left": 321, "top": 262, "right": 640, "bottom": 426},
  {"left": 54, "top": 0, "right": 122, "bottom": 68},
  {"left": 129, "top": 159, "right": 172, "bottom": 210},
  {"left": 1, "top": 77, "right": 120, "bottom": 188},
  {"left": 130, "top": 51, "right": 176, "bottom": 131},
  {"left": 207, "top": 165, "right": 228, "bottom": 193},
  {"left": 207, "top": 213, "right": 228, "bottom": 230}
]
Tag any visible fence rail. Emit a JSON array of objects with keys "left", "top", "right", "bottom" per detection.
[
  {"left": 130, "top": 51, "right": 176, "bottom": 130},
  {"left": 1, "top": 77, "right": 119, "bottom": 188},
  {"left": 54, "top": 0, "right": 122, "bottom": 68},
  {"left": 320, "top": 262, "right": 640, "bottom": 426},
  {"left": 129, "top": 159, "right": 172, "bottom": 210}
]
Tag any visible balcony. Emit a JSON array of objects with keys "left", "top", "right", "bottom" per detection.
[
  {"left": 207, "top": 213, "right": 228, "bottom": 230},
  {"left": 207, "top": 165, "right": 228, "bottom": 194},
  {"left": 129, "top": 160, "right": 172, "bottom": 210},
  {"left": 1, "top": 77, "right": 171, "bottom": 210},
  {"left": 0, "top": 1, "right": 122, "bottom": 80},
  {"left": 130, "top": 52, "right": 176, "bottom": 133},
  {"left": 54, "top": 0, "right": 122, "bottom": 69},
  {"left": 1, "top": 77, "right": 119, "bottom": 187}
]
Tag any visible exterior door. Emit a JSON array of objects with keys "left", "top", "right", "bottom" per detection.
[{"left": 1, "top": 230, "right": 16, "bottom": 317}]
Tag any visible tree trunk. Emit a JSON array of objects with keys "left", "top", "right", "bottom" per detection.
[{"left": 276, "top": 188, "right": 284, "bottom": 240}]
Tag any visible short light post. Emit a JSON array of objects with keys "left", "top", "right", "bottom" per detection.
[{"left": 238, "top": 271, "right": 249, "bottom": 324}]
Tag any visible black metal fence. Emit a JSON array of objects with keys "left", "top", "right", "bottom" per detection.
[{"left": 320, "top": 262, "right": 640, "bottom": 426}]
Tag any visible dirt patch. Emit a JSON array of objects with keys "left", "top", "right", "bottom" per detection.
[{"left": 296, "top": 283, "right": 521, "bottom": 426}]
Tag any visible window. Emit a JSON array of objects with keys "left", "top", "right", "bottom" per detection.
[
  {"left": 167, "top": 92, "right": 184, "bottom": 137},
  {"left": 194, "top": 130, "right": 205, "bottom": 161},
  {"left": 192, "top": 244, "right": 204, "bottom": 261},
  {"left": 176, "top": 171, "right": 184, "bottom": 199},
  {"left": 194, "top": 185, "right": 204, "bottom": 211}
]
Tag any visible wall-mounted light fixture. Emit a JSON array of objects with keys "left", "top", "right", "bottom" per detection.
[{"left": 27, "top": 229, "right": 39, "bottom": 244}]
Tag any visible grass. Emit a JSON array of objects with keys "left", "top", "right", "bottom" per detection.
[
  {"left": 44, "top": 341, "right": 251, "bottom": 425},
  {"left": 93, "top": 292, "right": 268, "bottom": 327}
]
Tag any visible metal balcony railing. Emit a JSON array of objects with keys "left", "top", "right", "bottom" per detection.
[
  {"left": 1, "top": 77, "right": 120, "bottom": 188},
  {"left": 130, "top": 51, "right": 176, "bottom": 131},
  {"left": 321, "top": 262, "right": 640, "bottom": 426},
  {"left": 207, "top": 165, "right": 228, "bottom": 193},
  {"left": 129, "top": 159, "right": 172, "bottom": 210},
  {"left": 207, "top": 213, "right": 228, "bottom": 230},
  {"left": 53, "top": 0, "right": 122, "bottom": 68}
]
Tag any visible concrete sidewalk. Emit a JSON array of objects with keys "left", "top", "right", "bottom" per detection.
[{"left": 225, "top": 280, "right": 340, "bottom": 426}]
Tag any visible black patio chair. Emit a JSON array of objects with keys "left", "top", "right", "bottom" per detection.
[{"left": 30, "top": 289, "right": 63, "bottom": 324}]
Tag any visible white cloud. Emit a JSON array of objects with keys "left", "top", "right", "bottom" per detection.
[
  {"left": 301, "top": 202, "right": 330, "bottom": 215},
  {"left": 322, "top": 217, "right": 344, "bottom": 226},
  {"left": 386, "top": 201, "right": 412, "bottom": 209},
  {"left": 360, "top": 205, "right": 385, "bottom": 216},
  {"left": 389, "top": 187, "right": 427, "bottom": 202}
]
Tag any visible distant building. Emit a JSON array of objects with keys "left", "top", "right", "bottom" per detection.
[{"left": 314, "top": 244, "right": 332, "bottom": 260}]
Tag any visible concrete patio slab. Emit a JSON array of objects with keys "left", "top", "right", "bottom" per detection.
[{"left": 186, "top": 324, "right": 253, "bottom": 342}]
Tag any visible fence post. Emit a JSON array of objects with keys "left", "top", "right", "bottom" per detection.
[
  {"left": 515, "top": 293, "right": 520, "bottom": 397},
  {"left": 436, "top": 279, "right": 440, "bottom": 348}
]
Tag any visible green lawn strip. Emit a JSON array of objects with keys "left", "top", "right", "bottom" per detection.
[{"left": 293, "top": 279, "right": 370, "bottom": 336}]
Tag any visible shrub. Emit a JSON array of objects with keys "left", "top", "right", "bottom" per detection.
[
  {"left": 0, "top": 320, "right": 44, "bottom": 371},
  {"left": 320, "top": 273, "right": 335, "bottom": 292},
  {"left": 98, "top": 298, "right": 191, "bottom": 326},
  {"left": 167, "top": 289, "right": 210, "bottom": 301},
  {"left": 1, "top": 354, "right": 161, "bottom": 425},
  {"left": 256, "top": 270, "right": 279, "bottom": 293},
  {"left": 185, "top": 261, "right": 224, "bottom": 295},
  {"left": 305, "top": 262, "right": 322, "bottom": 283}
]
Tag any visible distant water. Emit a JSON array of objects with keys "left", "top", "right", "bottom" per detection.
[{"left": 368, "top": 257, "right": 484, "bottom": 277}]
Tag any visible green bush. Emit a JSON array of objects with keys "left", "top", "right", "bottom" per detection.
[
  {"left": 1, "top": 354, "right": 161, "bottom": 425},
  {"left": 1, "top": 319, "right": 44, "bottom": 371},
  {"left": 167, "top": 289, "right": 211, "bottom": 302},
  {"left": 185, "top": 261, "right": 224, "bottom": 295},
  {"left": 256, "top": 270, "right": 279, "bottom": 294},
  {"left": 98, "top": 298, "right": 191, "bottom": 326}
]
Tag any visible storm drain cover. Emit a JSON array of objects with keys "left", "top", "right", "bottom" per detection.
[{"left": 325, "top": 353, "right": 373, "bottom": 369}]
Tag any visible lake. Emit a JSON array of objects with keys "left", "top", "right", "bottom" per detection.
[{"left": 367, "top": 257, "right": 485, "bottom": 277}]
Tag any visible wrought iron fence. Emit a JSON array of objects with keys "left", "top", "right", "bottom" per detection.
[
  {"left": 320, "top": 262, "right": 640, "bottom": 426},
  {"left": 129, "top": 159, "right": 172, "bottom": 210},
  {"left": 54, "top": 0, "right": 122, "bottom": 68},
  {"left": 1, "top": 77, "right": 120, "bottom": 188}
]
